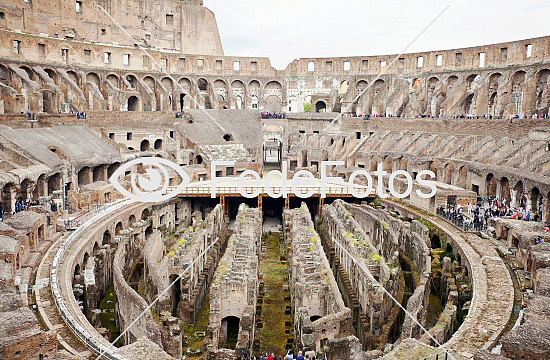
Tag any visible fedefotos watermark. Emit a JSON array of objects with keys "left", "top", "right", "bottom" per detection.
[{"left": 109, "top": 158, "right": 437, "bottom": 202}]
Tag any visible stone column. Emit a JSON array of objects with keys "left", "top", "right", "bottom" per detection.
[{"left": 543, "top": 198, "right": 549, "bottom": 226}]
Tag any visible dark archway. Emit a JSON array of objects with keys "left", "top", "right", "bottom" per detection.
[
  {"left": 195, "top": 155, "right": 203, "bottom": 165},
  {"left": 315, "top": 101, "right": 327, "bottom": 113},
  {"left": 154, "top": 139, "right": 163, "bottom": 150},
  {"left": 128, "top": 96, "right": 139, "bottom": 111},
  {"left": 486, "top": 174, "right": 497, "bottom": 198},
  {"left": 220, "top": 316, "right": 240, "bottom": 350},
  {"left": 140, "top": 139, "right": 150, "bottom": 151},
  {"left": 102, "top": 230, "right": 111, "bottom": 246}
]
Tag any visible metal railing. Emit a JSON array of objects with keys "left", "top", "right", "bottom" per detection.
[
  {"left": 172, "top": 184, "right": 372, "bottom": 197},
  {"left": 436, "top": 208, "right": 486, "bottom": 232},
  {"left": 51, "top": 199, "right": 134, "bottom": 360}
]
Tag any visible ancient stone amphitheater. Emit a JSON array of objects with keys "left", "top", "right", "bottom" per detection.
[{"left": 0, "top": 1, "right": 549, "bottom": 359}]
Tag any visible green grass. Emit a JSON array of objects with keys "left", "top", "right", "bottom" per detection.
[
  {"left": 99, "top": 285, "right": 122, "bottom": 347},
  {"left": 257, "top": 232, "right": 293, "bottom": 356}
]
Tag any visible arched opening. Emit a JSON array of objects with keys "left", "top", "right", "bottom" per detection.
[
  {"left": 128, "top": 96, "right": 139, "bottom": 111},
  {"left": 431, "top": 234, "right": 441, "bottom": 249},
  {"left": 125, "top": 74, "right": 137, "bottom": 89},
  {"left": 223, "top": 134, "right": 233, "bottom": 142},
  {"left": 531, "top": 187, "right": 541, "bottom": 213},
  {"left": 33, "top": 174, "right": 46, "bottom": 199},
  {"left": 169, "top": 274, "right": 181, "bottom": 317},
  {"left": 195, "top": 155, "right": 203, "bottom": 165},
  {"left": 93, "top": 166, "right": 105, "bottom": 182},
  {"left": 102, "top": 230, "right": 111, "bottom": 246},
  {"left": 486, "top": 174, "right": 497, "bottom": 198},
  {"left": 140, "top": 139, "right": 150, "bottom": 151},
  {"left": 86, "top": 72, "right": 101, "bottom": 87},
  {"left": 197, "top": 78, "right": 208, "bottom": 91},
  {"left": 141, "top": 208, "right": 150, "bottom": 220},
  {"left": 220, "top": 316, "right": 240, "bottom": 350},
  {"left": 20, "top": 179, "right": 33, "bottom": 201},
  {"left": 115, "top": 222, "right": 123, "bottom": 234},
  {"left": 456, "top": 166, "right": 468, "bottom": 189},
  {"left": 315, "top": 101, "right": 327, "bottom": 113},
  {"left": 128, "top": 214, "right": 136, "bottom": 226},
  {"left": 500, "top": 177, "right": 511, "bottom": 204},
  {"left": 154, "top": 139, "right": 163, "bottom": 150},
  {"left": 106, "top": 74, "right": 119, "bottom": 88},
  {"left": 107, "top": 163, "right": 120, "bottom": 179},
  {"left": 514, "top": 181, "right": 525, "bottom": 209},
  {"left": 47, "top": 173, "right": 61, "bottom": 195},
  {"left": 443, "top": 163, "right": 454, "bottom": 185},
  {"left": 78, "top": 167, "right": 91, "bottom": 186}
]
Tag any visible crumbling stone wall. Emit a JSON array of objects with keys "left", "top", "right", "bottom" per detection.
[
  {"left": 321, "top": 199, "right": 403, "bottom": 349},
  {"left": 344, "top": 203, "right": 432, "bottom": 341},
  {"left": 207, "top": 204, "right": 261, "bottom": 359},
  {"left": 284, "top": 203, "right": 354, "bottom": 353}
]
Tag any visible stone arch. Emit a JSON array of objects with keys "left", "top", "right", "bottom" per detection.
[
  {"left": 511, "top": 70, "right": 527, "bottom": 90},
  {"left": 33, "top": 174, "right": 46, "bottom": 198},
  {"left": 115, "top": 221, "right": 123, "bottom": 234},
  {"left": 125, "top": 74, "right": 137, "bottom": 89},
  {"left": 231, "top": 79, "right": 245, "bottom": 90},
  {"left": 443, "top": 163, "right": 454, "bottom": 185},
  {"left": 47, "top": 173, "right": 61, "bottom": 195},
  {"left": 141, "top": 208, "right": 150, "bottom": 220},
  {"left": 143, "top": 76, "right": 156, "bottom": 91},
  {"left": 500, "top": 177, "right": 511, "bottom": 204},
  {"left": 92, "top": 165, "right": 105, "bottom": 182},
  {"left": 161, "top": 77, "right": 173, "bottom": 91},
  {"left": 102, "top": 230, "right": 111, "bottom": 246},
  {"left": 78, "top": 167, "right": 91, "bottom": 186},
  {"left": 514, "top": 181, "right": 526, "bottom": 208},
  {"left": 86, "top": 72, "right": 100, "bottom": 87},
  {"left": 486, "top": 173, "right": 497, "bottom": 198},
  {"left": 264, "top": 80, "right": 282, "bottom": 91},
  {"left": 128, "top": 214, "right": 136, "bottom": 226},
  {"left": 140, "top": 139, "right": 150, "bottom": 151},
  {"left": 356, "top": 80, "right": 368, "bottom": 91},
  {"left": 373, "top": 79, "right": 385, "bottom": 95},
  {"left": 446, "top": 75, "right": 458, "bottom": 89},
  {"left": 19, "top": 65, "right": 35, "bottom": 81},
  {"left": 315, "top": 100, "right": 327, "bottom": 113},
  {"left": 0, "top": 63, "right": 10, "bottom": 85},
  {"left": 195, "top": 155, "right": 203, "bottom": 165},
  {"left": 197, "top": 78, "right": 208, "bottom": 91},
  {"left": 466, "top": 74, "right": 479, "bottom": 88},
  {"left": 154, "top": 139, "right": 163, "bottom": 150},
  {"left": 107, "top": 162, "right": 120, "bottom": 179},
  {"left": 106, "top": 74, "right": 119, "bottom": 88},
  {"left": 427, "top": 77, "right": 440, "bottom": 95},
  {"left": 464, "top": 93, "right": 475, "bottom": 114},
  {"left": 128, "top": 96, "right": 140, "bottom": 111},
  {"left": 456, "top": 166, "right": 468, "bottom": 189},
  {"left": 249, "top": 80, "right": 261, "bottom": 91},
  {"left": 67, "top": 70, "right": 80, "bottom": 86},
  {"left": 44, "top": 68, "right": 58, "bottom": 83},
  {"left": 19, "top": 178, "right": 33, "bottom": 201}
]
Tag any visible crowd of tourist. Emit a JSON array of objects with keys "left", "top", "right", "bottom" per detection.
[
  {"left": 240, "top": 350, "right": 315, "bottom": 360},
  {"left": 437, "top": 197, "right": 545, "bottom": 232},
  {"left": 75, "top": 111, "right": 87, "bottom": 119},
  {"left": 261, "top": 112, "right": 286, "bottom": 119}
]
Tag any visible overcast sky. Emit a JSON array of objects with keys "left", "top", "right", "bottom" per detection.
[{"left": 206, "top": 0, "right": 550, "bottom": 70}]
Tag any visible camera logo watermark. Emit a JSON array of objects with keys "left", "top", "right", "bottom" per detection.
[
  {"left": 109, "top": 157, "right": 190, "bottom": 202},
  {"left": 110, "top": 158, "right": 437, "bottom": 202}
]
